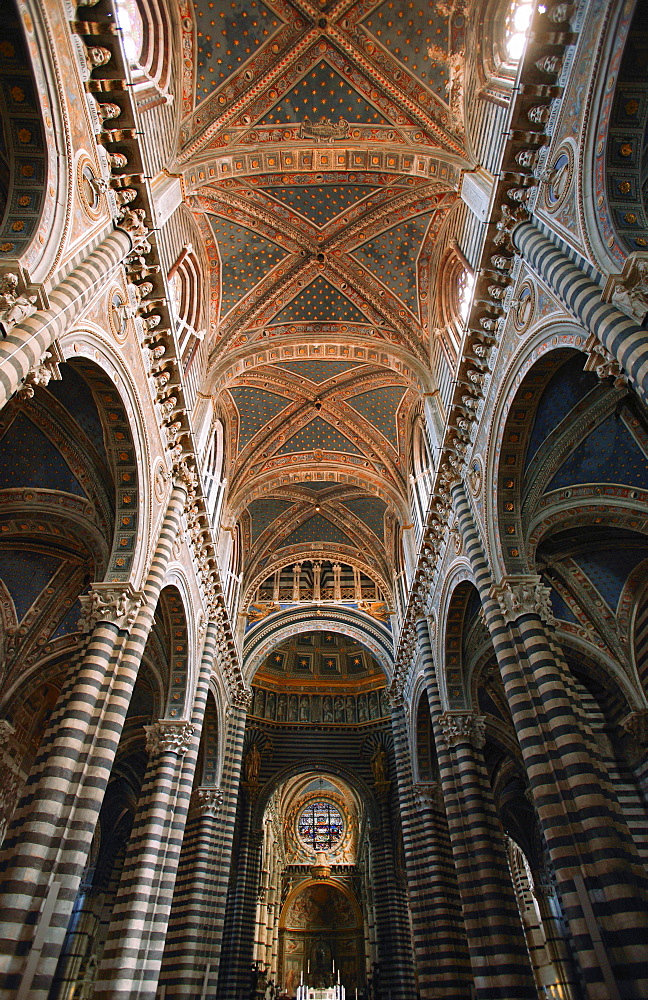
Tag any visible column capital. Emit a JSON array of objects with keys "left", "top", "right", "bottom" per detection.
[
  {"left": 489, "top": 574, "right": 554, "bottom": 625},
  {"left": 15, "top": 340, "right": 63, "bottom": 400},
  {"left": 115, "top": 207, "right": 149, "bottom": 241},
  {"left": 144, "top": 720, "right": 194, "bottom": 757},
  {"left": 438, "top": 711, "right": 486, "bottom": 749},
  {"left": 78, "top": 582, "right": 144, "bottom": 632},
  {"left": 387, "top": 683, "right": 406, "bottom": 712},
  {"left": 412, "top": 781, "right": 441, "bottom": 809},
  {"left": 0, "top": 719, "right": 16, "bottom": 747},
  {"left": 173, "top": 460, "right": 198, "bottom": 496},
  {"left": 193, "top": 786, "right": 224, "bottom": 816},
  {"left": 621, "top": 709, "right": 648, "bottom": 747}
]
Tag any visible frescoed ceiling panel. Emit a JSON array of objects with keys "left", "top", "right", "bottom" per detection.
[
  {"left": 298, "top": 482, "right": 340, "bottom": 492},
  {"left": 346, "top": 386, "right": 406, "bottom": 448},
  {"left": 361, "top": 0, "right": 450, "bottom": 96},
  {"left": 46, "top": 365, "right": 107, "bottom": 462},
  {"left": 257, "top": 61, "right": 392, "bottom": 127},
  {"left": 341, "top": 497, "right": 388, "bottom": 540},
  {"left": 572, "top": 548, "right": 648, "bottom": 611},
  {"left": 229, "top": 386, "right": 292, "bottom": 449},
  {"left": 264, "top": 185, "right": 381, "bottom": 227},
  {"left": 548, "top": 413, "right": 648, "bottom": 492},
  {"left": 276, "top": 417, "right": 363, "bottom": 456},
  {"left": 0, "top": 413, "right": 87, "bottom": 497},
  {"left": 282, "top": 513, "right": 354, "bottom": 549},
  {"left": 184, "top": 0, "right": 467, "bottom": 576},
  {"left": 271, "top": 277, "right": 368, "bottom": 324},
  {"left": 193, "top": 0, "right": 282, "bottom": 104},
  {"left": 272, "top": 360, "right": 362, "bottom": 384},
  {"left": 209, "top": 217, "right": 288, "bottom": 317},
  {"left": 0, "top": 549, "right": 63, "bottom": 621},
  {"left": 247, "top": 498, "right": 294, "bottom": 541},
  {"left": 352, "top": 214, "right": 431, "bottom": 314}
]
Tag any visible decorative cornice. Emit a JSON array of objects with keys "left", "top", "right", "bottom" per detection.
[
  {"left": 78, "top": 583, "right": 144, "bottom": 633},
  {"left": 489, "top": 575, "right": 554, "bottom": 625}
]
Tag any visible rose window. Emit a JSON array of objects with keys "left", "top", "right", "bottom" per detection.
[{"left": 297, "top": 800, "right": 344, "bottom": 853}]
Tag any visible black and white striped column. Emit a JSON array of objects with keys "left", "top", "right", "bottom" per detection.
[
  {"left": 96, "top": 613, "right": 222, "bottom": 1000},
  {"left": 418, "top": 619, "right": 536, "bottom": 999},
  {"left": 369, "top": 778, "right": 418, "bottom": 1000},
  {"left": 0, "top": 227, "right": 134, "bottom": 410},
  {"left": 390, "top": 688, "right": 471, "bottom": 998},
  {"left": 0, "top": 476, "right": 191, "bottom": 1000},
  {"left": 93, "top": 720, "right": 195, "bottom": 1000},
  {"left": 159, "top": 623, "right": 241, "bottom": 999},
  {"left": 512, "top": 222, "right": 648, "bottom": 403},
  {"left": 216, "top": 793, "right": 264, "bottom": 1000},
  {"left": 452, "top": 478, "right": 648, "bottom": 1000}
]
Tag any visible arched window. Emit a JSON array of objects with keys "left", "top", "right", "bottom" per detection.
[
  {"left": 168, "top": 245, "right": 206, "bottom": 408},
  {"left": 504, "top": 0, "right": 534, "bottom": 61},
  {"left": 204, "top": 419, "right": 226, "bottom": 528},
  {"left": 115, "top": 0, "right": 175, "bottom": 110},
  {"left": 438, "top": 250, "right": 475, "bottom": 361},
  {"left": 223, "top": 524, "right": 241, "bottom": 618},
  {"left": 409, "top": 417, "right": 434, "bottom": 542},
  {"left": 115, "top": 0, "right": 144, "bottom": 65},
  {"left": 297, "top": 800, "right": 344, "bottom": 853},
  {"left": 478, "top": 0, "right": 534, "bottom": 102}
]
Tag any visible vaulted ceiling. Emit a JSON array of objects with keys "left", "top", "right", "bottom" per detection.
[{"left": 177, "top": 0, "right": 471, "bottom": 584}]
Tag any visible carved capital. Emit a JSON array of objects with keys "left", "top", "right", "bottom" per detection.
[
  {"left": 232, "top": 685, "right": 254, "bottom": 711},
  {"left": 194, "top": 786, "right": 224, "bottom": 816},
  {"left": 78, "top": 582, "right": 144, "bottom": 632},
  {"left": 582, "top": 333, "right": 627, "bottom": 387},
  {"left": 0, "top": 719, "right": 16, "bottom": 748},
  {"left": 603, "top": 252, "right": 648, "bottom": 324},
  {"left": 439, "top": 711, "right": 486, "bottom": 749},
  {"left": 115, "top": 207, "right": 149, "bottom": 240},
  {"left": 489, "top": 574, "right": 554, "bottom": 625},
  {"left": 621, "top": 710, "right": 648, "bottom": 747},
  {"left": 174, "top": 460, "right": 197, "bottom": 496},
  {"left": 16, "top": 340, "right": 63, "bottom": 400},
  {"left": 145, "top": 720, "right": 194, "bottom": 757},
  {"left": 0, "top": 271, "right": 38, "bottom": 337},
  {"left": 412, "top": 781, "right": 441, "bottom": 808}
]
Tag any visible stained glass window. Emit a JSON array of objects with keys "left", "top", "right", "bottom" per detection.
[{"left": 297, "top": 800, "right": 344, "bottom": 852}]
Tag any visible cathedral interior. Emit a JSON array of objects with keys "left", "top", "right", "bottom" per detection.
[{"left": 1, "top": 0, "right": 648, "bottom": 997}]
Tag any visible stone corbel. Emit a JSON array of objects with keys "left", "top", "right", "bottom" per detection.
[
  {"left": 438, "top": 710, "right": 486, "bottom": 749},
  {"left": 144, "top": 720, "right": 195, "bottom": 757},
  {"left": 78, "top": 581, "right": 144, "bottom": 632},
  {"left": 489, "top": 574, "right": 555, "bottom": 625}
]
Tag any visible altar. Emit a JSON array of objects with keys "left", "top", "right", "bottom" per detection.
[{"left": 296, "top": 987, "right": 345, "bottom": 1000}]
